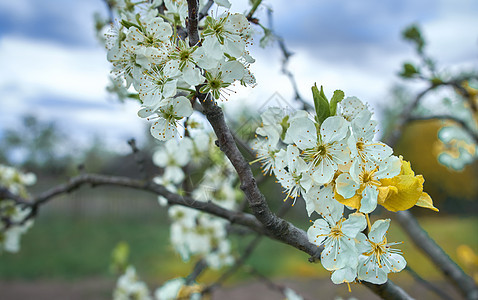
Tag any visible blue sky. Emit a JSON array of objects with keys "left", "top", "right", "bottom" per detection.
[{"left": 0, "top": 0, "right": 477, "bottom": 153}]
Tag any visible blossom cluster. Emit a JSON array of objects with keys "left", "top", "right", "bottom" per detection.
[
  {"left": 113, "top": 266, "right": 152, "bottom": 300},
  {"left": 434, "top": 82, "right": 478, "bottom": 171},
  {"left": 105, "top": 0, "right": 255, "bottom": 141},
  {"left": 252, "top": 86, "right": 438, "bottom": 284},
  {"left": 153, "top": 132, "right": 239, "bottom": 270},
  {"left": 0, "top": 164, "right": 36, "bottom": 253}
]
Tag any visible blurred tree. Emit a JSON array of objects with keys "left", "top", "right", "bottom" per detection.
[{"left": 0, "top": 115, "right": 73, "bottom": 174}]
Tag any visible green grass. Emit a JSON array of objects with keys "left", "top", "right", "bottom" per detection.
[{"left": 0, "top": 214, "right": 476, "bottom": 283}]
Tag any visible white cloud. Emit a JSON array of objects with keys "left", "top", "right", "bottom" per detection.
[
  {"left": 0, "top": 36, "right": 110, "bottom": 102},
  {"left": 0, "top": 36, "right": 146, "bottom": 151}
]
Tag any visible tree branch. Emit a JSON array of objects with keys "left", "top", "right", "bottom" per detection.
[
  {"left": 408, "top": 115, "right": 478, "bottom": 144},
  {"left": 198, "top": 0, "right": 213, "bottom": 21},
  {"left": 187, "top": 0, "right": 200, "bottom": 46},
  {"left": 246, "top": 0, "right": 263, "bottom": 21},
  {"left": 196, "top": 94, "right": 412, "bottom": 299},
  {"left": 395, "top": 211, "right": 478, "bottom": 300},
  {"left": 20, "top": 174, "right": 265, "bottom": 235},
  {"left": 386, "top": 84, "right": 436, "bottom": 147},
  {"left": 198, "top": 96, "right": 321, "bottom": 258},
  {"left": 265, "top": 8, "right": 313, "bottom": 111},
  {"left": 180, "top": 3, "right": 415, "bottom": 298}
]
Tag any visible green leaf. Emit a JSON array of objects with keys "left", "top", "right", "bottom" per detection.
[
  {"left": 402, "top": 24, "right": 425, "bottom": 53},
  {"left": 430, "top": 77, "right": 443, "bottom": 86},
  {"left": 110, "top": 241, "right": 130, "bottom": 274},
  {"left": 120, "top": 20, "right": 141, "bottom": 30},
  {"left": 399, "top": 62, "right": 419, "bottom": 78},
  {"left": 312, "top": 83, "right": 330, "bottom": 124},
  {"left": 329, "top": 90, "right": 344, "bottom": 116},
  {"left": 127, "top": 93, "right": 141, "bottom": 103}
]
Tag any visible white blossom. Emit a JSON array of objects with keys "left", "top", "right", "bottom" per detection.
[{"left": 356, "top": 219, "right": 406, "bottom": 284}]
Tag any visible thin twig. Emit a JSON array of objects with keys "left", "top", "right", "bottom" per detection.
[
  {"left": 248, "top": 267, "right": 311, "bottom": 300},
  {"left": 408, "top": 115, "right": 478, "bottom": 144},
  {"left": 203, "top": 234, "right": 263, "bottom": 295},
  {"left": 246, "top": 0, "right": 263, "bottom": 20},
  {"left": 198, "top": 0, "right": 214, "bottom": 21},
  {"left": 186, "top": 258, "right": 208, "bottom": 285},
  {"left": 18, "top": 174, "right": 265, "bottom": 234},
  {"left": 266, "top": 8, "right": 313, "bottom": 111},
  {"left": 203, "top": 202, "right": 293, "bottom": 295},
  {"left": 127, "top": 138, "right": 147, "bottom": 180}
]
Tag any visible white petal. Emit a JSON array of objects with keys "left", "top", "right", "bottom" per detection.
[
  {"left": 385, "top": 253, "right": 407, "bottom": 273},
  {"left": 150, "top": 118, "right": 177, "bottom": 141},
  {"left": 172, "top": 96, "right": 193, "bottom": 118},
  {"left": 320, "top": 116, "right": 348, "bottom": 144},
  {"left": 321, "top": 237, "right": 357, "bottom": 271},
  {"left": 182, "top": 66, "right": 205, "bottom": 86},
  {"left": 285, "top": 117, "right": 317, "bottom": 150},
  {"left": 138, "top": 107, "right": 155, "bottom": 118},
  {"left": 163, "top": 60, "right": 182, "bottom": 78},
  {"left": 359, "top": 185, "right": 378, "bottom": 213},
  {"left": 307, "top": 219, "right": 330, "bottom": 246},
  {"left": 335, "top": 173, "right": 359, "bottom": 199},
  {"left": 331, "top": 266, "right": 357, "bottom": 284},
  {"left": 375, "top": 155, "right": 401, "bottom": 179},
  {"left": 164, "top": 166, "right": 185, "bottom": 184},
  {"left": 221, "top": 61, "right": 245, "bottom": 83},
  {"left": 358, "top": 256, "right": 389, "bottom": 284},
  {"left": 368, "top": 219, "right": 391, "bottom": 243},
  {"left": 152, "top": 150, "right": 169, "bottom": 167},
  {"left": 355, "top": 233, "right": 371, "bottom": 253},
  {"left": 315, "top": 186, "right": 344, "bottom": 223},
  {"left": 341, "top": 213, "right": 367, "bottom": 238},
  {"left": 310, "top": 158, "right": 337, "bottom": 185},
  {"left": 363, "top": 142, "right": 393, "bottom": 164}
]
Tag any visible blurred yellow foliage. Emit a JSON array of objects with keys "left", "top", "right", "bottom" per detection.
[
  {"left": 395, "top": 120, "right": 478, "bottom": 204},
  {"left": 456, "top": 245, "right": 478, "bottom": 284}
]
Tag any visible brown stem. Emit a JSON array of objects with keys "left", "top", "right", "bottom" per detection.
[{"left": 186, "top": 0, "right": 200, "bottom": 46}]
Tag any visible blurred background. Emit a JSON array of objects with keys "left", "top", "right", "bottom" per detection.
[{"left": 0, "top": 0, "right": 477, "bottom": 299}]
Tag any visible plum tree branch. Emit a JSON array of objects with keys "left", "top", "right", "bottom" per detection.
[
  {"left": 4, "top": 174, "right": 266, "bottom": 235},
  {"left": 408, "top": 115, "right": 478, "bottom": 144},
  {"left": 186, "top": 0, "right": 200, "bottom": 46},
  {"left": 395, "top": 211, "right": 478, "bottom": 300},
  {"left": 182, "top": 1, "right": 414, "bottom": 298}
]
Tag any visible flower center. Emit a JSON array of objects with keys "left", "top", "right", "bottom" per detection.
[
  {"left": 328, "top": 219, "right": 345, "bottom": 239},
  {"left": 356, "top": 141, "right": 365, "bottom": 152},
  {"left": 210, "top": 79, "right": 221, "bottom": 89},
  {"left": 317, "top": 144, "right": 327, "bottom": 156},
  {"left": 179, "top": 50, "right": 190, "bottom": 61},
  {"left": 364, "top": 238, "right": 387, "bottom": 267},
  {"left": 359, "top": 168, "right": 381, "bottom": 187},
  {"left": 303, "top": 142, "right": 331, "bottom": 167}
]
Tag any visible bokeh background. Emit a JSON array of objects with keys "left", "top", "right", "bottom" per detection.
[{"left": 0, "top": 0, "right": 477, "bottom": 299}]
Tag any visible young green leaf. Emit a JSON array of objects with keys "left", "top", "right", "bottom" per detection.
[
  {"left": 312, "top": 83, "right": 330, "bottom": 124},
  {"left": 330, "top": 90, "right": 345, "bottom": 116}
]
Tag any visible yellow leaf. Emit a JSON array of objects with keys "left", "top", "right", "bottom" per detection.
[
  {"left": 378, "top": 157, "right": 425, "bottom": 212},
  {"left": 415, "top": 192, "right": 439, "bottom": 212}
]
